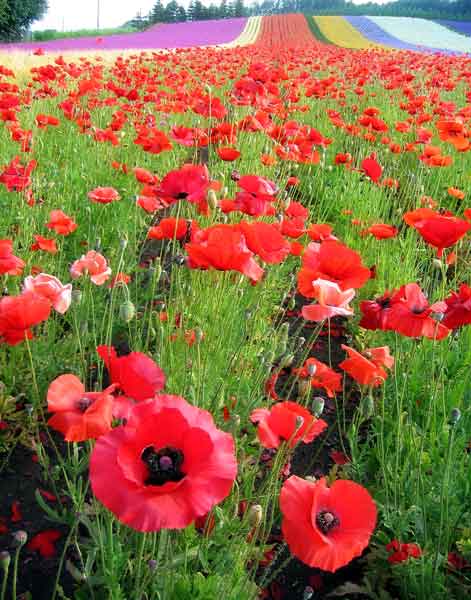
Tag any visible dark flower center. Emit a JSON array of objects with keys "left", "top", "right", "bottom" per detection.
[
  {"left": 76, "top": 397, "right": 93, "bottom": 413},
  {"left": 176, "top": 192, "right": 188, "bottom": 200},
  {"left": 141, "top": 446, "right": 185, "bottom": 486},
  {"left": 378, "top": 298, "right": 391, "bottom": 309},
  {"left": 411, "top": 305, "right": 426, "bottom": 315},
  {"left": 316, "top": 510, "right": 340, "bottom": 534}
]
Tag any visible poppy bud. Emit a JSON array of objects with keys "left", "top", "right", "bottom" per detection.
[
  {"left": 361, "top": 395, "right": 375, "bottom": 418},
  {"left": 119, "top": 237, "right": 128, "bottom": 250},
  {"left": 148, "top": 559, "right": 158, "bottom": 572},
  {"left": 247, "top": 504, "right": 263, "bottom": 528},
  {"left": 231, "top": 169, "right": 240, "bottom": 181},
  {"left": 279, "top": 321, "right": 289, "bottom": 341},
  {"left": 312, "top": 396, "right": 325, "bottom": 417},
  {"left": 279, "top": 354, "right": 294, "bottom": 368},
  {"left": 221, "top": 186, "right": 229, "bottom": 198},
  {"left": 297, "top": 379, "right": 311, "bottom": 399},
  {"left": 66, "top": 560, "right": 87, "bottom": 583},
  {"left": 207, "top": 189, "right": 218, "bottom": 210},
  {"left": 94, "top": 238, "right": 102, "bottom": 252},
  {"left": 72, "top": 290, "right": 82, "bottom": 304},
  {"left": 230, "top": 413, "right": 241, "bottom": 429},
  {"left": 280, "top": 196, "right": 291, "bottom": 211},
  {"left": 297, "top": 336, "right": 306, "bottom": 348},
  {"left": 432, "top": 258, "right": 443, "bottom": 270},
  {"left": 264, "top": 350, "right": 275, "bottom": 365},
  {"left": 449, "top": 408, "right": 461, "bottom": 426},
  {"left": 288, "top": 297, "right": 296, "bottom": 310},
  {"left": 12, "top": 530, "right": 28, "bottom": 547},
  {"left": 303, "top": 587, "right": 314, "bottom": 600},
  {"left": 0, "top": 550, "right": 10, "bottom": 569},
  {"left": 194, "top": 327, "right": 204, "bottom": 344},
  {"left": 119, "top": 300, "right": 135, "bottom": 322}
]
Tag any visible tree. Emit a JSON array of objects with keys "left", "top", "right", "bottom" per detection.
[
  {"left": 150, "top": 0, "right": 166, "bottom": 23},
  {"left": 164, "top": 0, "right": 179, "bottom": 23},
  {"left": 233, "top": 0, "right": 245, "bottom": 17},
  {"left": 0, "top": 0, "right": 48, "bottom": 42}
]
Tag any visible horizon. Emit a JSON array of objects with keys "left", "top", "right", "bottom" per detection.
[{"left": 32, "top": 0, "right": 389, "bottom": 32}]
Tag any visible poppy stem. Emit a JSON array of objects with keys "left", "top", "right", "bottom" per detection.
[{"left": 258, "top": 542, "right": 292, "bottom": 589}]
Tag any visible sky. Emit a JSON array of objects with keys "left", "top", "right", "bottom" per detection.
[{"left": 32, "top": 0, "right": 389, "bottom": 31}]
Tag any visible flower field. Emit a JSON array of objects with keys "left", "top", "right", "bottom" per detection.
[{"left": 0, "top": 12, "right": 471, "bottom": 600}]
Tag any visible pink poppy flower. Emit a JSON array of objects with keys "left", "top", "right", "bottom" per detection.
[
  {"left": 70, "top": 251, "right": 111, "bottom": 285},
  {"left": 23, "top": 274, "right": 72, "bottom": 314}
]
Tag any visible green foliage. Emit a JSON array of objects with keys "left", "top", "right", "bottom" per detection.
[{"left": 0, "top": 0, "right": 47, "bottom": 41}]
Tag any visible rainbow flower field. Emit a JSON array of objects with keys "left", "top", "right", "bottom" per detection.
[{"left": 0, "top": 12, "right": 470, "bottom": 600}]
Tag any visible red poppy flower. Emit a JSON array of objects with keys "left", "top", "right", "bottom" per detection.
[
  {"left": 88, "top": 187, "right": 120, "bottom": 204},
  {"left": 359, "top": 291, "right": 394, "bottom": 331},
  {"left": 27, "top": 530, "right": 61, "bottom": 558},
  {"left": 35, "top": 114, "right": 60, "bottom": 128},
  {"left": 442, "top": 284, "right": 471, "bottom": 330},
  {"left": 108, "top": 273, "right": 131, "bottom": 289},
  {"left": 386, "top": 539, "right": 422, "bottom": 564},
  {"left": 97, "top": 345, "right": 165, "bottom": 402},
  {"left": 0, "top": 239, "right": 25, "bottom": 276},
  {"left": 298, "top": 240, "right": 370, "bottom": 296},
  {"left": 148, "top": 218, "right": 189, "bottom": 241},
  {"left": 46, "top": 210, "right": 77, "bottom": 236},
  {"left": 0, "top": 291, "right": 51, "bottom": 345},
  {"left": 31, "top": 235, "right": 58, "bottom": 254},
  {"left": 217, "top": 147, "right": 240, "bottom": 161},
  {"left": 11, "top": 500, "right": 22, "bottom": 522},
  {"left": 280, "top": 476, "right": 377, "bottom": 572},
  {"left": 306, "top": 224, "right": 336, "bottom": 242},
  {"left": 363, "top": 224, "right": 398, "bottom": 240},
  {"left": 413, "top": 215, "right": 470, "bottom": 257},
  {"left": 47, "top": 374, "right": 115, "bottom": 442},
  {"left": 133, "top": 167, "right": 158, "bottom": 185},
  {"left": 156, "top": 164, "right": 210, "bottom": 212},
  {"left": 250, "top": 401, "right": 327, "bottom": 449},
  {"left": 90, "top": 395, "right": 237, "bottom": 531},
  {"left": 387, "top": 283, "right": 450, "bottom": 340},
  {"left": 0, "top": 156, "right": 36, "bottom": 191},
  {"left": 361, "top": 154, "right": 382, "bottom": 183},
  {"left": 293, "top": 358, "right": 342, "bottom": 398},
  {"left": 339, "top": 345, "right": 393, "bottom": 387},
  {"left": 186, "top": 224, "right": 264, "bottom": 283},
  {"left": 237, "top": 221, "right": 290, "bottom": 264}
]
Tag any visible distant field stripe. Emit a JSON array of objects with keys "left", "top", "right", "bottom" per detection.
[
  {"left": 314, "top": 16, "right": 387, "bottom": 49},
  {"left": 305, "top": 15, "right": 332, "bottom": 44},
  {"left": 437, "top": 20, "right": 471, "bottom": 38},
  {"left": 224, "top": 16, "right": 261, "bottom": 47},
  {"left": 368, "top": 17, "right": 471, "bottom": 53}
]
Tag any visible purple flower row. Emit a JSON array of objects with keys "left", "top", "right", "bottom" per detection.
[
  {"left": 0, "top": 18, "right": 247, "bottom": 52},
  {"left": 437, "top": 20, "right": 471, "bottom": 38}
]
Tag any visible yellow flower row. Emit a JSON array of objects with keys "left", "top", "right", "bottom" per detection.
[{"left": 314, "top": 16, "right": 389, "bottom": 50}]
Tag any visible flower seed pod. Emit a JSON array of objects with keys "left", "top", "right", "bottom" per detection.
[
  {"left": 312, "top": 396, "right": 325, "bottom": 418},
  {"left": 247, "top": 504, "right": 263, "bottom": 528},
  {"left": 119, "top": 300, "right": 135, "bottom": 323}
]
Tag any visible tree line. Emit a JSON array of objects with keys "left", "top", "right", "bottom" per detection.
[{"left": 249, "top": 0, "right": 471, "bottom": 21}]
